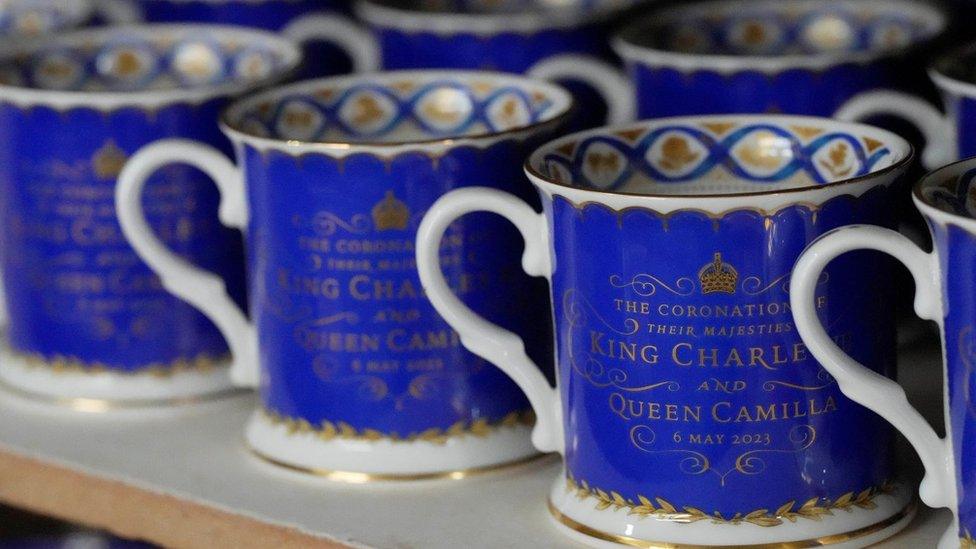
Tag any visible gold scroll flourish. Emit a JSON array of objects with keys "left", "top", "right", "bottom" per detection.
[
  {"left": 565, "top": 473, "right": 898, "bottom": 528},
  {"left": 16, "top": 351, "right": 227, "bottom": 378},
  {"left": 311, "top": 211, "right": 370, "bottom": 236},
  {"left": 262, "top": 408, "right": 535, "bottom": 445},
  {"left": 629, "top": 425, "right": 710, "bottom": 476},
  {"left": 762, "top": 369, "right": 835, "bottom": 392},
  {"left": 609, "top": 274, "right": 695, "bottom": 297},
  {"left": 572, "top": 355, "right": 679, "bottom": 393}
]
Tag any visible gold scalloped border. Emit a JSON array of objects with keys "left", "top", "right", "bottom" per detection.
[
  {"left": 14, "top": 351, "right": 228, "bottom": 378},
  {"left": 263, "top": 408, "right": 535, "bottom": 445},
  {"left": 963, "top": 530, "right": 976, "bottom": 548},
  {"left": 565, "top": 474, "right": 898, "bottom": 527}
]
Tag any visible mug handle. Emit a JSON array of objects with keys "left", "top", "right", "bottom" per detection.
[
  {"left": 790, "top": 225, "right": 953, "bottom": 511},
  {"left": 115, "top": 140, "right": 259, "bottom": 388},
  {"left": 527, "top": 54, "right": 635, "bottom": 125},
  {"left": 281, "top": 13, "right": 381, "bottom": 73},
  {"left": 834, "top": 90, "right": 950, "bottom": 170},
  {"left": 416, "top": 187, "right": 563, "bottom": 453}
]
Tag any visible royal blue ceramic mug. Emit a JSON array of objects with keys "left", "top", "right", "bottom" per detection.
[
  {"left": 116, "top": 71, "right": 572, "bottom": 478},
  {"left": 541, "top": 0, "right": 945, "bottom": 121},
  {"left": 123, "top": 0, "right": 374, "bottom": 77},
  {"left": 278, "top": 0, "right": 639, "bottom": 126},
  {"left": 792, "top": 158, "right": 976, "bottom": 549},
  {"left": 837, "top": 43, "right": 976, "bottom": 170},
  {"left": 417, "top": 115, "right": 915, "bottom": 546},
  {"left": 0, "top": 25, "right": 300, "bottom": 405}
]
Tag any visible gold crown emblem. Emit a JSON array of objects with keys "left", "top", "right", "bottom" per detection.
[
  {"left": 698, "top": 252, "right": 738, "bottom": 295},
  {"left": 372, "top": 191, "right": 410, "bottom": 231},
  {"left": 93, "top": 140, "right": 128, "bottom": 180}
]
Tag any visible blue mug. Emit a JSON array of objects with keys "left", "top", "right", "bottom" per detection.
[
  {"left": 125, "top": 0, "right": 373, "bottom": 78},
  {"left": 115, "top": 71, "right": 572, "bottom": 478},
  {"left": 417, "top": 115, "right": 915, "bottom": 546},
  {"left": 792, "top": 158, "right": 976, "bottom": 549},
  {"left": 292, "top": 0, "right": 640, "bottom": 126},
  {"left": 837, "top": 43, "right": 976, "bottom": 170},
  {"left": 545, "top": 0, "right": 946, "bottom": 121},
  {"left": 0, "top": 25, "right": 300, "bottom": 405}
]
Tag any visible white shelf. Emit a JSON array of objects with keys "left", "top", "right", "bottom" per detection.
[{"left": 0, "top": 324, "right": 952, "bottom": 548}]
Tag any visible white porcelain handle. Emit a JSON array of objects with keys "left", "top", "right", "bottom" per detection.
[
  {"left": 115, "top": 140, "right": 259, "bottom": 388},
  {"left": 834, "top": 90, "right": 951, "bottom": 170},
  {"left": 527, "top": 54, "right": 636, "bottom": 125},
  {"left": 282, "top": 13, "right": 381, "bottom": 73},
  {"left": 416, "top": 187, "right": 563, "bottom": 453},
  {"left": 790, "top": 225, "right": 952, "bottom": 509}
]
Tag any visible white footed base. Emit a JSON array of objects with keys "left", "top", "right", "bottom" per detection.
[
  {"left": 548, "top": 474, "right": 915, "bottom": 548},
  {"left": 245, "top": 410, "right": 540, "bottom": 480},
  {"left": 0, "top": 344, "right": 234, "bottom": 405}
]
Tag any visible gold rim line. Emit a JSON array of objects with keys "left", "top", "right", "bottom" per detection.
[
  {"left": 247, "top": 445, "right": 554, "bottom": 483},
  {"left": 547, "top": 500, "right": 917, "bottom": 549},
  {"left": 0, "top": 377, "right": 245, "bottom": 412}
]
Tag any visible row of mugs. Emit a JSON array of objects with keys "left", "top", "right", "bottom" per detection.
[
  {"left": 1, "top": 0, "right": 958, "bottom": 125},
  {"left": 0, "top": 6, "right": 969, "bottom": 549}
]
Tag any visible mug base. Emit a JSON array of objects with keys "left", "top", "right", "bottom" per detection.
[
  {"left": 0, "top": 343, "right": 236, "bottom": 406},
  {"left": 244, "top": 409, "right": 541, "bottom": 481},
  {"left": 547, "top": 473, "right": 915, "bottom": 548}
]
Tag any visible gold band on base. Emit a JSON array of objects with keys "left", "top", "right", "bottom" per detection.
[
  {"left": 547, "top": 499, "right": 916, "bottom": 549},
  {"left": 247, "top": 444, "right": 553, "bottom": 483},
  {"left": 0, "top": 378, "right": 243, "bottom": 412}
]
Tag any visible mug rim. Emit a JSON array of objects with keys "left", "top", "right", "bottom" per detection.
[
  {"left": 0, "top": 23, "right": 302, "bottom": 110},
  {"left": 355, "top": 0, "right": 630, "bottom": 34},
  {"left": 524, "top": 114, "right": 915, "bottom": 201},
  {"left": 613, "top": 0, "right": 946, "bottom": 74},
  {"left": 913, "top": 156, "right": 976, "bottom": 228},
  {"left": 218, "top": 69, "right": 575, "bottom": 153}
]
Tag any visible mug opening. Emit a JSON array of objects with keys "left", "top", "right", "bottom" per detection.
[
  {"left": 930, "top": 42, "right": 976, "bottom": 95},
  {"left": 0, "top": 24, "right": 301, "bottom": 105},
  {"left": 615, "top": 0, "right": 944, "bottom": 69},
  {"left": 915, "top": 157, "right": 976, "bottom": 223},
  {"left": 220, "top": 70, "right": 573, "bottom": 148},
  {"left": 526, "top": 115, "right": 913, "bottom": 199}
]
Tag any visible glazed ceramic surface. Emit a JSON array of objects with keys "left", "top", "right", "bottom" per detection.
[
  {"left": 115, "top": 71, "right": 572, "bottom": 476},
  {"left": 613, "top": 0, "right": 944, "bottom": 119},
  {"left": 792, "top": 158, "right": 976, "bottom": 549},
  {"left": 0, "top": 25, "right": 300, "bottom": 402},
  {"left": 417, "top": 115, "right": 916, "bottom": 546},
  {"left": 837, "top": 43, "right": 976, "bottom": 170}
]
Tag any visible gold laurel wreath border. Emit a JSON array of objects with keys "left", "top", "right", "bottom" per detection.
[
  {"left": 566, "top": 473, "right": 898, "bottom": 528},
  {"left": 15, "top": 351, "right": 227, "bottom": 379},
  {"left": 263, "top": 408, "right": 535, "bottom": 445}
]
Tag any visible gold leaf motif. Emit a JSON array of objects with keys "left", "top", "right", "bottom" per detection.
[
  {"left": 564, "top": 474, "right": 896, "bottom": 528},
  {"left": 659, "top": 136, "right": 700, "bottom": 171},
  {"left": 18, "top": 351, "right": 225, "bottom": 378},
  {"left": 263, "top": 409, "right": 534, "bottom": 445}
]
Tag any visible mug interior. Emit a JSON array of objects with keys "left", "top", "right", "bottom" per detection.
[
  {"left": 222, "top": 71, "right": 572, "bottom": 145},
  {"left": 917, "top": 159, "right": 976, "bottom": 222},
  {"left": 0, "top": 24, "right": 298, "bottom": 93},
  {"left": 0, "top": 0, "right": 91, "bottom": 38},
  {"left": 528, "top": 115, "right": 912, "bottom": 196},
  {"left": 619, "top": 0, "right": 943, "bottom": 58}
]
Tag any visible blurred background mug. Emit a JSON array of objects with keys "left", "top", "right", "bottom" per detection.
[
  {"left": 792, "top": 157, "right": 976, "bottom": 549},
  {"left": 119, "top": 0, "right": 375, "bottom": 77},
  {"left": 837, "top": 42, "right": 976, "bottom": 170},
  {"left": 0, "top": 25, "right": 300, "bottom": 404},
  {"left": 537, "top": 0, "right": 946, "bottom": 121},
  {"left": 417, "top": 115, "right": 915, "bottom": 546},
  {"left": 116, "top": 70, "right": 571, "bottom": 477},
  {"left": 271, "top": 0, "right": 643, "bottom": 128}
]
